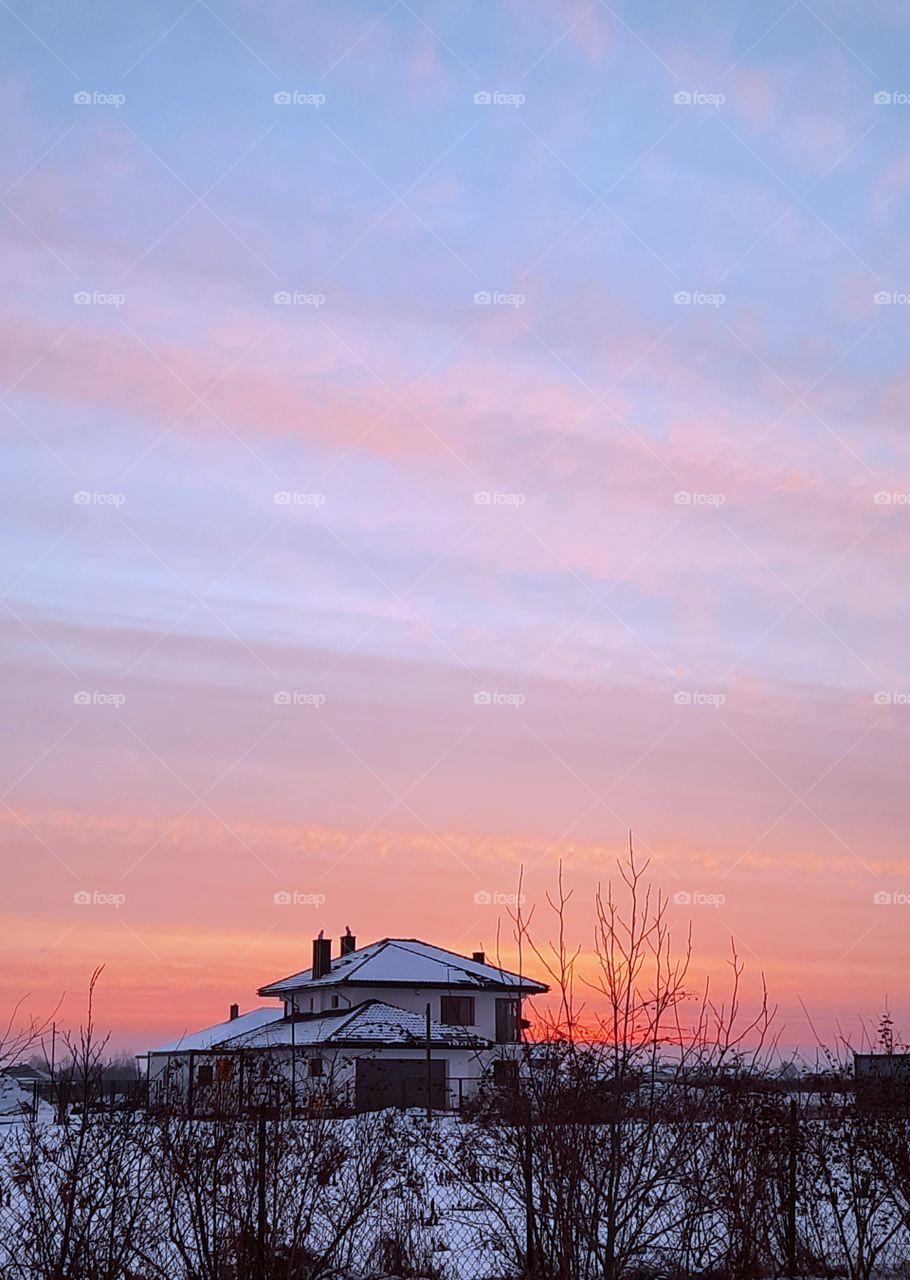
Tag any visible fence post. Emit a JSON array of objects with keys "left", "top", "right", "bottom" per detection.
[
  {"left": 524, "top": 1107, "right": 535, "bottom": 1278},
  {"left": 786, "top": 1096, "right": 798, "bottom": 1277},
  {"left": 425, "top": 1003, "right": 432, "bottom": 1123},
  {"left": 257, "top": 1105, "right": 267, "bottom": 1274}
]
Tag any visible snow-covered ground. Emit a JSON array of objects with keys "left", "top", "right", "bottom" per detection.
[{"left": 0, "top": 1108, "right": 908, "bottom": 1279}]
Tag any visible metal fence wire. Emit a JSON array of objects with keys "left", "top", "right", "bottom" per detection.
[{"left": 2, "top": 1089, "right": 910, "bottom": 1279}]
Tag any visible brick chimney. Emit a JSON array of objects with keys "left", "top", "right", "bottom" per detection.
[
  {"left": 340, "top": 926, "right": 356, "bottom": 956},
  {"left": 472, "top": 950, "right": 485, "bottom": 964},
  {"left": 229, "top": 1003, "right": 239, "bottom": 1021},
  {"left": 312, "top": 931, "right": 332, "bottom": 980}
]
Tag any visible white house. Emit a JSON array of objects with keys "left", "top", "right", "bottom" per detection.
[{"left": 145, "top": 933, "right": 548, "bottom": 1113}]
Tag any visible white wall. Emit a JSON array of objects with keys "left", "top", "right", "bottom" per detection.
[
  {"left": 288, "top": 984, "right": 520, "bottom": 1041},
  {"left": 147, "top": 1044, "right": 490, "bottom": 1112}
]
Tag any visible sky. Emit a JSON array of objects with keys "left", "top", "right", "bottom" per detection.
[{"left": 2, "top": 0, "right": 910, "bottom": 1054}]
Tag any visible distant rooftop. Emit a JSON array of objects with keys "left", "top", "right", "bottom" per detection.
[{"left": 258, "top": 937, "right": 548, "bottom": 996}]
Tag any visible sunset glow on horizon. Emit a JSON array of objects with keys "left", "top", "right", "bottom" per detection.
[{"left": 3, "top": 0, "right": 910, "bottom": 1055}]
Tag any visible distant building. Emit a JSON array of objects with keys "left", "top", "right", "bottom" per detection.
[
  {"left": 854, "top": 1052, "right": 910, "bottom": 1112},
  {"left": 144, "top": 934, "right": 547, "bottom": 1114}
]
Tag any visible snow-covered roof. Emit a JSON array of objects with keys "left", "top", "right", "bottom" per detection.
[
  {"left": 259, "top": 938, "right": 548, "bottom": 996},
  {"left": 216, "top": 1000, "right": 488, "bottom": 1051},
  {"left": 148, "top": 1007, "right": 284, "bottom": 1054},
  {"left": 2, "top": 1063, "right": 51, "bottom": 1082}
]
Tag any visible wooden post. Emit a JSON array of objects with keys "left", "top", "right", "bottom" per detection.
[
  {"left": 786, "top": 1096, "right": 798, "bottom": 1277},
  {"left": 290, "top": 1015, "right": 296, "bottom": 1119},
  {"left": 257, "top": 1105, "right": 267, "bottom": 1270},
  {"left": 187, "top": 1052, "right": 195, "bottom": 1119},
  {"left": 425, "top": 1003, "right": 432, "bottom": 1123},
  {"left": 524, "top": 1109, "right": 535, "bottom": 1278}
]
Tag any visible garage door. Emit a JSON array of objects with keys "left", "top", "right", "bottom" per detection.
[{"left": 355, "top": 1058, "right": 447, "bottom": 1111}]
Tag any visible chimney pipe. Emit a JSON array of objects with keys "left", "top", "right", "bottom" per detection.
[
  {"left": 229, "top": 1003, "right": 239, "bottom": 1021},
  {"left": 312, "top": 933, "right": 332, "bottom": 980},
  {"left": 472, "top": 951, "right": 485, "bottom": 964},
  {"left": 340, "top": 926, "right": 356, "bottom": 956}
]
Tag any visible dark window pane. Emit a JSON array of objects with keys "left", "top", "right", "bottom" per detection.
[
  {"left": 440, "top": 996, "right": 475, "bottom": 1026},
  {"left": 495, "top": 999, "right": 519, "bottom": 1043}
]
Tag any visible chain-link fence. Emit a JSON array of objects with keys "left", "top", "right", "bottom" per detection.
[{"left": 2, "top": 1090, "right": 910, "bottom": 1279}]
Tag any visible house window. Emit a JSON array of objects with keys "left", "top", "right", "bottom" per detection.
[
  {"left": 215, "top": 1057, "right": 233, "bottom": 1084},
  {"left": 495, "top": 999, "right": 520, "bottom": 1043},
  {"left": 440, "top": 996, "right": 475, "bottom": 1027},
  {"left": 309, "top": 1057, "right": 324, "bottom": 1078},
  {"left": 196, "top": 1064, "right": 213, "bottom": 1087},
  {"left": 331, "top": 995, "right": 340, "bottom": 1009}
]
